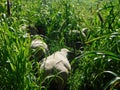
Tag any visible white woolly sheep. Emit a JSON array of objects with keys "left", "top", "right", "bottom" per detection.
[
  {"left": 30, "top": 38, "right": 48, "bottom": 61},
  {"left": 40, "top": 48, "right": 71, "bottom": 90}
]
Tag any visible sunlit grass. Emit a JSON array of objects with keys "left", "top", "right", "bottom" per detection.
[{"left": 0, "top": 0, "right": 120, "bottom": 89}]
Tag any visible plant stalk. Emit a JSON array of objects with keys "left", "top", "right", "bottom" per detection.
[{"left": 7, "top": 0, "right": 11, "bottom": 16}]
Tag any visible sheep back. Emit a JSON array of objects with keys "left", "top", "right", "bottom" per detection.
[
  {"left": 30, "top": 38, "right": 48, "bottom": 61},
  {"left": 40, "top": 48, "right": 71, "bottom": 90}
]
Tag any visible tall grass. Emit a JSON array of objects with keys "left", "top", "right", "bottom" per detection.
[{"left": 0, "top": 0, "right": 120, "bottom": 89}]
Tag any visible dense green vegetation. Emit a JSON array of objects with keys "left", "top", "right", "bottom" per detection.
[{"left": 0, "top": 0, "right": 120, "bottom": 90}]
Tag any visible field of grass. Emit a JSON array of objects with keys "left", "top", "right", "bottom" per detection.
[{"left": 0, "top": 0, "right": 120, "bottom": 90}]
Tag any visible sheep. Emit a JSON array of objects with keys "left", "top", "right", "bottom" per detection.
[
  {"left": 20, "top": 24, "right": 48, "bottom": 61},
  {"left": 20, "top": 24, "right": 39, "bottom": 36},
  {"left": 30, "top": 37, "right": 48, "bottom": 61},
  {"left": 20, "top": 24, "right": 46, "bottom": 36},
  {"left": 67, "top": 28, "right": 89, "bottom": 51},
  {"left": 40, "top": 48, "right": 71, "bottom": 90}
]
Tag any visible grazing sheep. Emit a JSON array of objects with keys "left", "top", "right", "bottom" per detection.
[
  {"left": 20, "top": 24, "right": 39, "bottom": 36},
  {"left": 40, "top": 48, "right": 71, "bottom": 90},
  {"left": 67, "top": 29, "right": 89, "bottom": 50},
  {"left": 30, "top": 38, "right": 48, "bottom": 61},
  {"left": 20, "top": 24, "right": 46, "bottom": 36}
]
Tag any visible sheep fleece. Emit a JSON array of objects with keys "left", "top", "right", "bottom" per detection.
[
  {"left": 40, "top": 48, "right": 71, "bottom": 90},
  {"left": 41, "top": 48, "right": 71, "bottom": 75}
]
